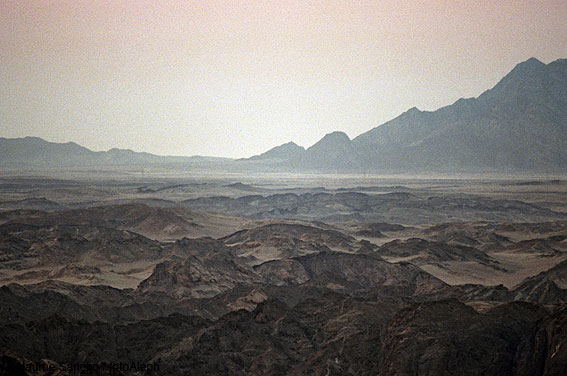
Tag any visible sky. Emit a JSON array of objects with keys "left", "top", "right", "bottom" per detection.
[{"left": 1, "top": 1, "right": 567, "bottom": 158}]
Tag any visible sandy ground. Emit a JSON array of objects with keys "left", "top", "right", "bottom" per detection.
[
  {"left": 419, "top": 253, "right": 567, "bottom": 288},
  {"left": 1, "top": 172, "right": 566, "bottom": 290}
]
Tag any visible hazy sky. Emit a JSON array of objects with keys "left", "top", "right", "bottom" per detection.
[{"left": 1, "top": 1, "right": 567, "bottom": 158}]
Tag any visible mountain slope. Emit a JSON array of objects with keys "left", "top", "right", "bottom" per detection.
[
  {"left": 352, "top": 57, "right": 567, "bottom": 171},
  {"left": 511, "top": 260, "right": 567, "bottom": 304},
  {"left": 246, "top": 57, "right": 567, "bottom": 172},
  {"left": 0, "top": 137, "right": 96, "bottom": 167}
]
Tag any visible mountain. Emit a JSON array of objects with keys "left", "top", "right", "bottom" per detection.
[
  {"left": 0, "top": 137, "right": 96, "bottom": 167},
  {"left": 288, "top": 131, "right": 364, "bottom": 171},
  {"left": 247, "top": 57, "right": 567, "bottom": 172},
  {"left": 241, "top": 132, "right": 365, "bottom": 171},
  {"left": 0, "top": 136, "right": 230, "bottom": 167},
  {"left": 352, "top": 57, "right": 567, "bottom": 171},
  {"left": 4, "top": 58, "right": 567, "bottom": 172},
  {"left": 511, "top": 260, "right": 567, "bottom": 304},
  {"left": 244, "top": 142, "right": 305, "bottom": 161}
]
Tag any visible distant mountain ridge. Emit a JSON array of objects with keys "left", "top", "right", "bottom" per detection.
[
  {"left": 243, "top": 141, "right": 305, "bottom": 161},
  {"left": 0, "top": 136, "right": 230, "bottom": 167},
  {"left": 2, "top": 57, "right": 567, "bottom": 172},
  {"left": 349, "top": 57, "right": 567, "bottom": 171},
  {"left": 256, "top": 57, "right": 567, "bottom": 172}
]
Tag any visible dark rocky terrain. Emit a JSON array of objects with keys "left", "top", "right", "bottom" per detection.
[
  {"left": 1, "top": 175, "right": 567, "bottom": 375},
  {"left": 376, "top": 238, "right": 499, "bottom": 267},
  {"left": 179, "top": 191, "right": 567, "bottom": 224}
]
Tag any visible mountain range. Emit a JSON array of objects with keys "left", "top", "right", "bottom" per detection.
[
  {"left": 2, "top": 57, "right": 566, "bottom": 172},
  {"left": 0, "top": 136, "right": 229, "bottom": 167},
  {"left": 254, "top": 57, "right": 567, "bottom": 172}
]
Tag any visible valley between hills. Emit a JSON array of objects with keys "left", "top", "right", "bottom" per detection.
[{"left": 1, "top": 172, "right": 567, "bottom": 375}]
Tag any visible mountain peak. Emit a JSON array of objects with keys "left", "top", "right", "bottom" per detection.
[
  {"left": 521, "top": 57, "right": 544, "bottom": 66},
  {"left": 293, "top": 131, "right": 362, "bottom": 170},
  {"left": 318, "top": 131, "right": 350, "bottom": 143},
  {"left": 481, "top": 57, "right": 550, "bottom": 100},
  {"left": 245, "top": 141, "right": 305, "bottom": 161},
  {"left": 107, "top": 148, "right": 135, "bottom": 154},
  {"left": 506, "top": 57, "right": 545, "bottom": 77},
  {"left": 18, "top": 136, "right": 49, "bottom": 145},
  {"left": 401, "top": 107, "right": 422, "bottom": 118},
  {"left": 280, "top": 141, "right": 301, "bottom": 148}
]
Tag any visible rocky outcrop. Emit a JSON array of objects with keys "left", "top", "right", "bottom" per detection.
[{"left": 377, "top": 300, "right": 548, "bottom": 376}]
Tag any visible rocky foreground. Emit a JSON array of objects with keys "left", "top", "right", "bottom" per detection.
[{"left": 0, "top": 177, "right": 566, "bottom": 375}]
